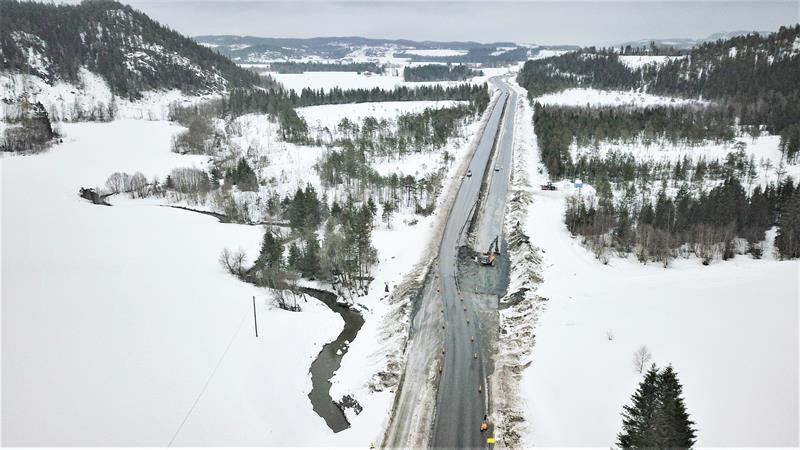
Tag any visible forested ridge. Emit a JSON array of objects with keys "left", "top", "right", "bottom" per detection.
[
  {"left": 0, "top": 0, "right": 266, "bottom": 98},
  {"left": 403, "top": 64, "right": 482, "bottom": 82},
  {"left": 519, "top": 25, "right": 800, "bottom": 262},
  {"left": 518, "top": 25, "right": 800, "bottom": 138},
  {"left": 399, "top": 46, "right": 534, "bottom": 66},
  {"left": 533, "top": 103, "right": 746, "bottom": 179},
  {"left": 533, "top": 103, "right": 800, "bottom": 262},
  {"left": 566, "top": 176, "right": 799, "bottom": 264},
  {"left": 169, "top": 83, "right": 490, "bottom": 146},
  {"left": 269, "top": 62, "right": 382, "bottom": 74}
]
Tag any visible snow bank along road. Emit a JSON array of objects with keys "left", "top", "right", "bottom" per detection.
[{"left": 383, "top": 77, "right": 516, "bottom": 448}]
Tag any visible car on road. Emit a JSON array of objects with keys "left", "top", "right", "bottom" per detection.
[
  {"left": 495, "top": 166, "right": 501, "bottom": 171},
  {"left": 466, "top": 170, "right": 472, "bottom": 177}
]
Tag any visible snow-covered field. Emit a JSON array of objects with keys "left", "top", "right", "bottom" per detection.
[
  {"left": 1, "top": 68, "right": 498, "bottom": 445},
  {"left": 0, "top": 120, "right": 345, "bottom": 445},
  {"left": 268, "top": 71, "right": 404, "bottom": 93},
  {"left": 401, "top": 48, "right": 468, "bottom": 57},
  {"left": 530, "top": 48, "right": 570, "bottom": 60},
  {"left": 520, "top": 187, "right": 799, "bottom": 447},
  {"left": 618, "top": 54, "right": 685, "bottom": 69},
  {"left": 536, "top": 87, "right": 705, "bottom": 107},
  {"left": 535, "top": 86, "right": 800, "bottom": 190},
  {"left": 511, "top": 86, "right": 800, "bottom": 447},
  {"left": 569, "top": 133, "right": 781, "bottom": 165},
  {"left": 298, "top": 100, "right": 465, "bottom": 131},
  {"left": 226, "top": 113, "right": 325, "bottom": 197},
  {"left": 263, "top": 66, "right": 512, "bottom": 94}
]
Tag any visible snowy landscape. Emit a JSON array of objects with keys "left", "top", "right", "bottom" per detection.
[{"left": 1, "top": 1, "right": 798, "bottom": 448}]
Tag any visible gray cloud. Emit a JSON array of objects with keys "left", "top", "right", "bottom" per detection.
[{"left": 127, "top": 1, "right": 799, "bottom": 46}]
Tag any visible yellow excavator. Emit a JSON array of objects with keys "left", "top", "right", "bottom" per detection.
[{"left": 478, "top": 236, "right": 499, "bottom": 266}]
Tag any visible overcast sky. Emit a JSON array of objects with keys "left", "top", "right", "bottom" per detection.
[{"left": 126, "top": 1, "right": 799, "bottom": 46}]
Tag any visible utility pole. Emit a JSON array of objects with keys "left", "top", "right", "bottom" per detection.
[{"left": 252, "top": 296, "right": 258, "bottom": 338}]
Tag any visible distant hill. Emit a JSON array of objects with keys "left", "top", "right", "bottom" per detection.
[
  {"left": 193, "top": 35, "right": 578, "bottom": 64},
  {"left": 518, "top": 24, "right": 800, "bottom": 136},
  {"left": 0, "top": 0, "right": 265, "bottom": 98},
  {"left": 615, "top": 30, "right": 773, "bottom": 50}
]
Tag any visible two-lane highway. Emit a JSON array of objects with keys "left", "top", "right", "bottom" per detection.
[
  {"left": 383, "top": 76, "right": 518, "bottom": 449},
  {"left": 431, "top": 78, "right": 516, "bottom": 448}
]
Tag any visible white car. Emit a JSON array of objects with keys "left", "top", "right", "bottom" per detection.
[{"left": 466, "top": 170, "right": 472, "bottom": 177}]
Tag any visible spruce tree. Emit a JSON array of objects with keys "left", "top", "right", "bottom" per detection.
[
  {"left": 619, "top": 365, "right": 697, "bottom": 449},
  {"left": 653, "top": 365, "right": 697, "bottom": 448},
  {"left": 301, "top": 237, "right": 321, "bottom": 278},
  {"left": 775, "top": 187, "right": 800, "bottom": 258},
  {"left": 287, "top": 242, "right": 302, "bottom": 271},
  {"left": 288, "top": 187, "right": 306, "bottom": 231},
  {"left": 618, "top": 364, "right": 660, "bottom": 448},
  {"left": 303, "top": 184, "right": 322, "bottom": 229},
  {"left": 256, "top": 228, "right": 283, "bottom": 269}
]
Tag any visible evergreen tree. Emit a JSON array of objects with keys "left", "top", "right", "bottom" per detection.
[
  {"left": 653, "top": 365, "right": 697, "bottom": 448},
  {"left": 775, "top": 187, "right": 800, "bottom": 258},
  {"left": 256, "top": 228, "right": 283, "bottom": 269},
  {"left": 303, "top": 184, "right": 322, "bottom": 230},
  {"left": 619, "top": 365, "right": 697, "bottom": 449},
  {"left": 287, "top": 187, "right": 306, "bottom": 231},
  {"left": 619, "top": 365, "right": 661, "bottom": 448},
  {"left": 287, "top": 242, "right": 302, "bottom": 271},
  {"left": 300, "top": 237, "right": 321, "bottom": 278},
  {"left": 235, "top": 158, "right": 259, "bottom": 191}
]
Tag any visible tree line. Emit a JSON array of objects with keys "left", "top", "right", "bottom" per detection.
[
  {"left": 518, "top": 25, "right": 800, "bottom": 141},
  {"left": 169, "top": 83, "right": 490, "bottom": 148},
  {"left": 1, "top": 100, "right": 58, "bottom": 152},
  {"left": 316, "top": 105, "right": 474, "bottom": 213},
  {"left": 269, "top": 62, "right": 382, "bottom": 74},
  {"left": 403, "top": 64, "right": 482, "bottom": 82},
  {"left": 532, "top": 103, "right": 742, "bottom": 179},
  {"left": 565, "top": 177, "right": 799, "bottom": 264},
  {"left": 603, "top": 41, "right": 687, "bottom": 57},
  {"left": 566, "top": 146, "right": 771, "bottom": 194},
  {"left": 400, "top": 46, "right": 529, "bottom": 66},
  {"left": 292, "top": 83, "right": 490, "bottom": 108}
]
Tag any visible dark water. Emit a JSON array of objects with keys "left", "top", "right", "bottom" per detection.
[{"left": 301, "top": 287, "right": 365, "bottom": 433}]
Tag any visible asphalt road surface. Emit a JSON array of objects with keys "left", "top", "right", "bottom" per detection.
[
  {"left": 431, "top": 78, "right": 516, "bottom": 449},
  {"left": 382, "top": 77, "right": 517, "bottom": 449},
  {"left": 475, "top": 83, "right": 518, "bottom": 253}
]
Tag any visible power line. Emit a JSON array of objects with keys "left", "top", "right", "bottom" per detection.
[{"left": 167, "top": 309, "right": 249, "bottom": 446}]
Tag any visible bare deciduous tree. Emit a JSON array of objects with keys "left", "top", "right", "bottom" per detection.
[
  {"left": 633, "top": 345, "right": 653, "bottom": 374},
  {"left": 129, "top": 172, "right": 148, "bottom": 198},
  {"left": 219, "top": 248, "right": 247, "bottom": 277},
  {"left": 105, "top": 172, "right": 125, "bottom": 194},
  {"left": 121, "top": 172, "right": 132, "bottom": 193}
]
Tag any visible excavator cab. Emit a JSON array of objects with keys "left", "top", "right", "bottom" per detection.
[{"left": 478, "top": 236, "right": 500, "bottom": 266}]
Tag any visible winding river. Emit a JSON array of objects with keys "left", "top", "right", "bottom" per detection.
[{"left": 301, "top": 287, "right": 365, "bottom": 432}]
